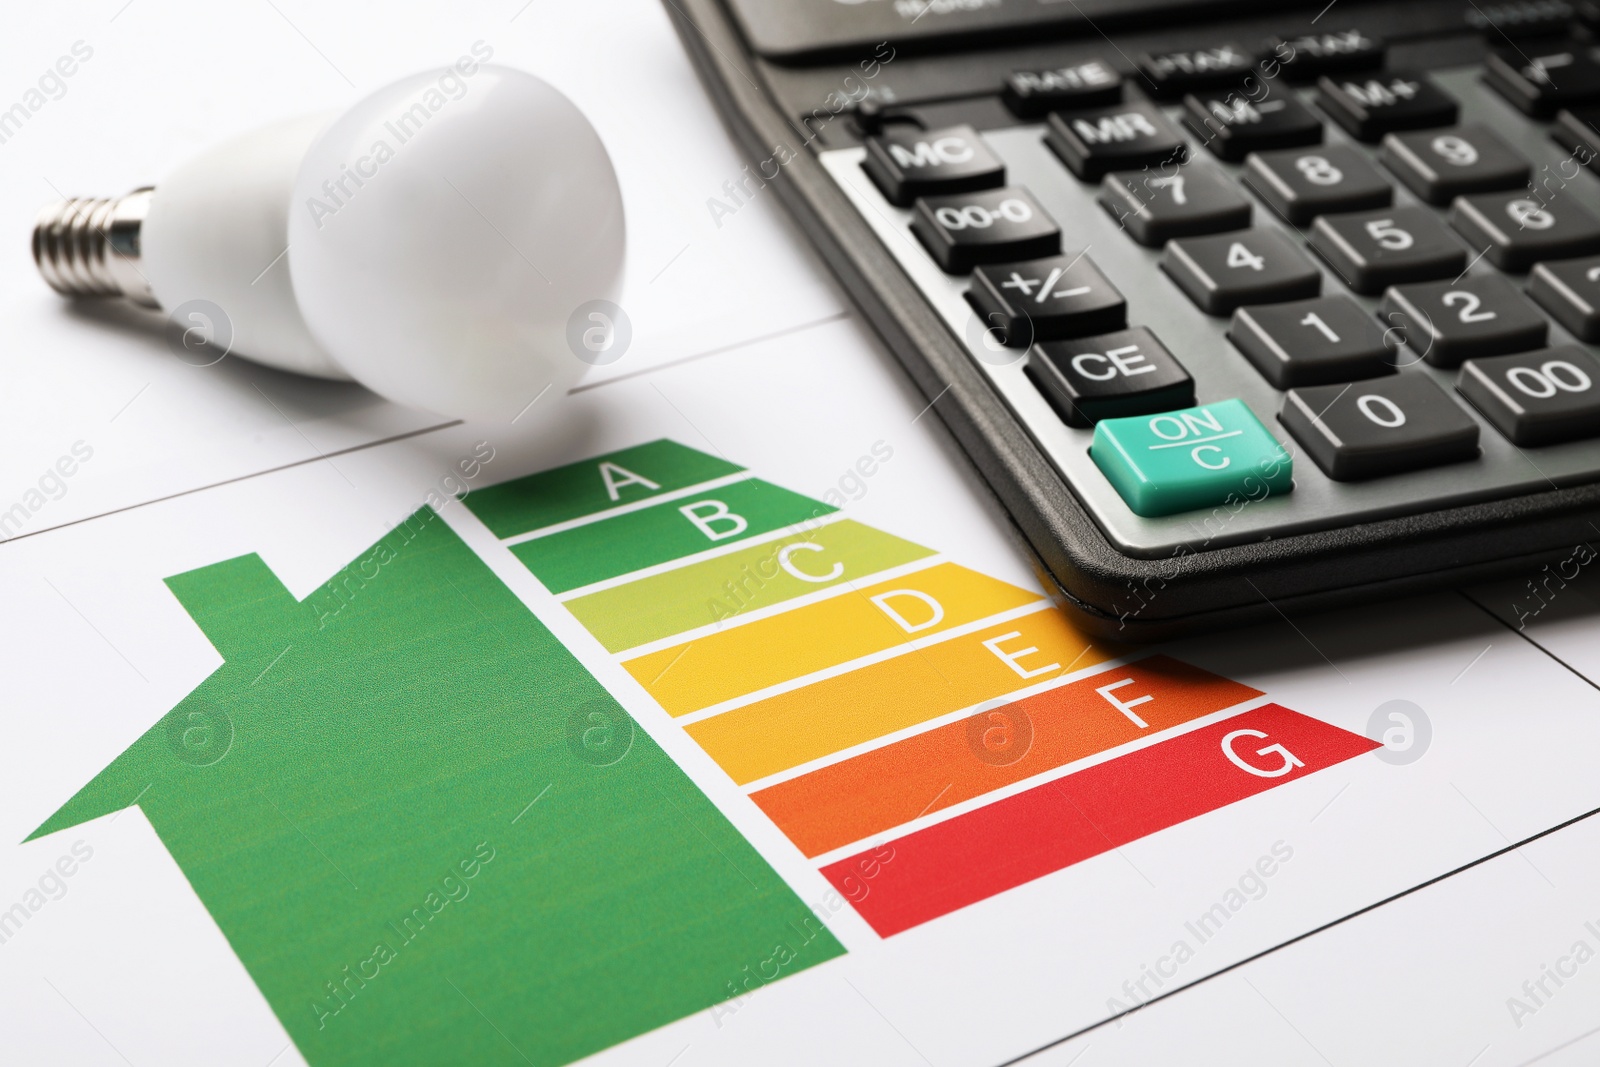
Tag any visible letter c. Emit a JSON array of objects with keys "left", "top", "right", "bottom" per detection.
[
  {"left": 777, "top": 542, "right": 843, "bottom": 583},
  {"left": 1192, "top": 444, "right": 1230, "bottom": 469}
]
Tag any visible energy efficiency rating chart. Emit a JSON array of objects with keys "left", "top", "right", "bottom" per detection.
[{"left": 465, "top": 440, "right": 1384, "bottom": 937}]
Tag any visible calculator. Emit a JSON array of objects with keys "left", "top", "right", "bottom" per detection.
[{"left": 666, "top": 0, "right": 1600, "bottom": 639}]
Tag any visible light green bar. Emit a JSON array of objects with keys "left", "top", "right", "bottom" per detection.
[{"left": 566, "top": 519, "right": 935, "bottom": 653}]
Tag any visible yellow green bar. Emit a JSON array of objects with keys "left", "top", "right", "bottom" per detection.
[{"left": 566, "top": 520, "right": 936, "bottom": 653}]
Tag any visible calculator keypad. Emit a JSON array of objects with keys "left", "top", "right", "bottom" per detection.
[
  {"left": 1280, "top": 375, "right": 1480, "bottom": 480},
  {"left": 1241, "top": 145, "right": 1393, "bottom": 225},
  {"left": 822, "top": 55, "right": 1600, "bottom": 552},
  {"left": 1098, "top": 163, "right": 1252, "bottom": 246}
]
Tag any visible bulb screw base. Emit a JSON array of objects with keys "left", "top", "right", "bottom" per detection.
[{"left": 33, "top": 188, "right": 158, "bottom": 308}]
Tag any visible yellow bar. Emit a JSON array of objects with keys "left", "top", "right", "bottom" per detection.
[
  {"left": 623, "top": 562, "right": 1044, "bottom": 716},
  {"left": 685, "top": 606, "right": 1118, "bottom": 784}
]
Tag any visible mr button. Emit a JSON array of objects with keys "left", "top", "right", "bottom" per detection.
[
  {"left": 1090, "top": 399, "right": 1293, "bottom": 517},
  {"left": 1027, "top": 327, "right": 1194, "bottom": 427},
  {"left": 863, "top": 124, "right": 1005, "bottom": 206}
]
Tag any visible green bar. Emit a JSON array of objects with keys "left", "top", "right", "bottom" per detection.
[
  {"left": 513, "top": 479, "right": 836, "bottom": 595},
  {"left": 567, "top": 520, "right": 936, "bottom": 652},
  {"left": 464, "top": 439, "right": 745, "bottom": 538},
  {"left": 32, "top": 509, "right": 842, "bottom": 1067}
]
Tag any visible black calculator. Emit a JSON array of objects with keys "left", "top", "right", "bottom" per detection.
[{"left": 666, "top": 0, "right": 1600, "bottom": 639}]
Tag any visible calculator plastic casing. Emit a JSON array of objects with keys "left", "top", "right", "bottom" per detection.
[{"left": 664, "top": 0, "right": 1600, "bottom": 640}]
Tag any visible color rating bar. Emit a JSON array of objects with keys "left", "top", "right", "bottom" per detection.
[
  {"left": 624, "top": 562, "right": 1045, "bottom": 717},
  {"left": 565, "top": 520, "right": 935, "bottom": 653},
  {"left": 820, "top": 704, "right": 1381, "bottom": 937},
  {"left": 686, "top": 605, "right": 1116, "bottom": 785},
  {"left": 752, "top": 655, "right": 1261, "bottom": 857}
]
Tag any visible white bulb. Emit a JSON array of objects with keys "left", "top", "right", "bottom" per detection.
[{"left": 34, "top": 65, "right": 626, "bottom": 423}]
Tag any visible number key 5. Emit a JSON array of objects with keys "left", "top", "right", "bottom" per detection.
[{"left": 1308, "top": 205, "right": 1467, "bottom": 293}]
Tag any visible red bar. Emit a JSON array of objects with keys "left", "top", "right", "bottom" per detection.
[{"left": 821, "top": 704, "right": 1380, "bottom": 937}]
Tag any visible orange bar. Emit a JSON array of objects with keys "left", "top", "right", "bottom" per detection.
[
  {"left": 623, "top": 562, "right": 1042, "bottom": 716},
  {"left": 751, "top": 655, "right": 1260, "bottom": 858},
  {"left": 684, "top": 605, "right": 1118, "bottom": 783}
]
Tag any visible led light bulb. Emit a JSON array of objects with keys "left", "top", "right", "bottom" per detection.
[{"left": 32, "top": 65, "right": 625, "bottom": 422}]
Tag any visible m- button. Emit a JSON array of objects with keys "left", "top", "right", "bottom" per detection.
[
  {"left": 863, "top": 124, "right": 1006, "bottom": 206},
  {"left": 1090, "top": 398, "right": 1294, "bottom": 517}
]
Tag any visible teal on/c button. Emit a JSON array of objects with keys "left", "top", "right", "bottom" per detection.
[{"left": 1090, "top": 398, "right": 1293, "bottom": 517}]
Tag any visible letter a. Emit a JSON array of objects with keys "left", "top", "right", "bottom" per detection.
[{"left": 599, "top": 462, "right": 660, "bottom": 502}]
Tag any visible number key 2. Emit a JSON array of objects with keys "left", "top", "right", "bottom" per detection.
[
  {"left": 1163, "top": 230, "right": 1322, "bottom": 313},
  {"left": 911, "top": 187, "right": 1061, "bottom": 273},
  {"left": 1308, "top": 205, "right": 1467, "bottom": 294},
  {"left": 1241, "top": 144, "right": 1393, "bottom": 225},
  {"left": 1379, "top": 125, "right": 1531, "bottom": 205},
  {"left": 1379, "top": 274, "right": 1548, "bottom": 367}
]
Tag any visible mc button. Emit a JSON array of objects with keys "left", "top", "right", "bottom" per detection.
[
  {"left": 863, "top": 124, "right": 1006, "bottom": 206},
  {"left": 1090, "top": 398, "right": 1293, "bottom": 517}
]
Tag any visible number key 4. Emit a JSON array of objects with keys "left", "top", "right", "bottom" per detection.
[{"left": 1162, "top": 229, "right": 1322, "bottom": 314}]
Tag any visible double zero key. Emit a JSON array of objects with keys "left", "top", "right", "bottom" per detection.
[
  {"left": 1458, "top": 347, "right": 1600, "bottom": 447},
  {"left": 912, "top": 187, "right": 1060, "bottom": 273}
]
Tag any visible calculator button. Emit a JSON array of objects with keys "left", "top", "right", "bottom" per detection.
[
  {"left": 1045, "top": 102, "right": 1189, "bottom": 180},
  {"left": 1098, "top": 163, "right": 1252, "bottom": 246},
  {"left": 1026, "top": 327, "right": 1195, "bottom": 427},
  {"left": 1449, "top": 192, "right": 1600, "bottom": 272},
  {"left": 863, "top": 124, "right": 1006, "bottom": 207},
  {"left": 1308, "top": 206, "right": 1468, "bottom": 294},
  {"left": 1266, "top": 29, "right": 1385, "bottom": 81},
  {"left": 1241, "top": 145, "right": 1393, "bottom": 225},
  {"left": 1003, "top": 61, "right": 1122, "bottom": 118},
  {"left": 1137, "top": 45, "right": 1255, "bottom": 97},
  {"left": 1280, "top": 375, "right": 1480, "bottom": 480},
  {"left": 911, "top": 187, "right": 1060, "bottom": 274},
  {"left": 1457, "top": 346, "right": 1600, "bottom": 446},
  {"left": 967, "top": 254, "right": 1126, "bottom": 344},
  {"left": 1162, "top": 230, "right": 1322, "bottom": 314},
  {"left": 1316, "top": 73, "right": 1458, "bottom": 141},
  {"left": 1227, "top": 296, "right": 1397, "bottom": 388},
  {"left": 1528, "top": 256, "right": 1600, "bottom": 340},
  {"left": 1379, "top": 274, "right": 1549, "bottom": 367},
  {"left": 1484, "top": 49, "right": 1600, "bottom": 117},
  {"left": 1379, "top": 125, "right": 1531, "bottom": 205},
  {"left": 1090, "top": 398, "right": 1293, "bottom": 516},
  {"left": 1183, "top": 88, "right": 1323, "bottom": 161},
  {"left": 1552, "top": 107, "right": 1600, "bottom": 173}
]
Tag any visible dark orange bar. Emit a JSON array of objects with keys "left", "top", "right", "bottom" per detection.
[{"left": 751, "top": 655, "right": 1260, "bottom": 858}]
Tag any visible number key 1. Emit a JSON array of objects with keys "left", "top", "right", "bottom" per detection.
[
  {"left": 1241, "top": 144, "right": 1393, "bottom": 225},
  {"left": 1228, "top": 295, "right": 1396, "bottom": 387},
  {"left": 1379, "top": 124, "right": 1531, "bottom": 205}
]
